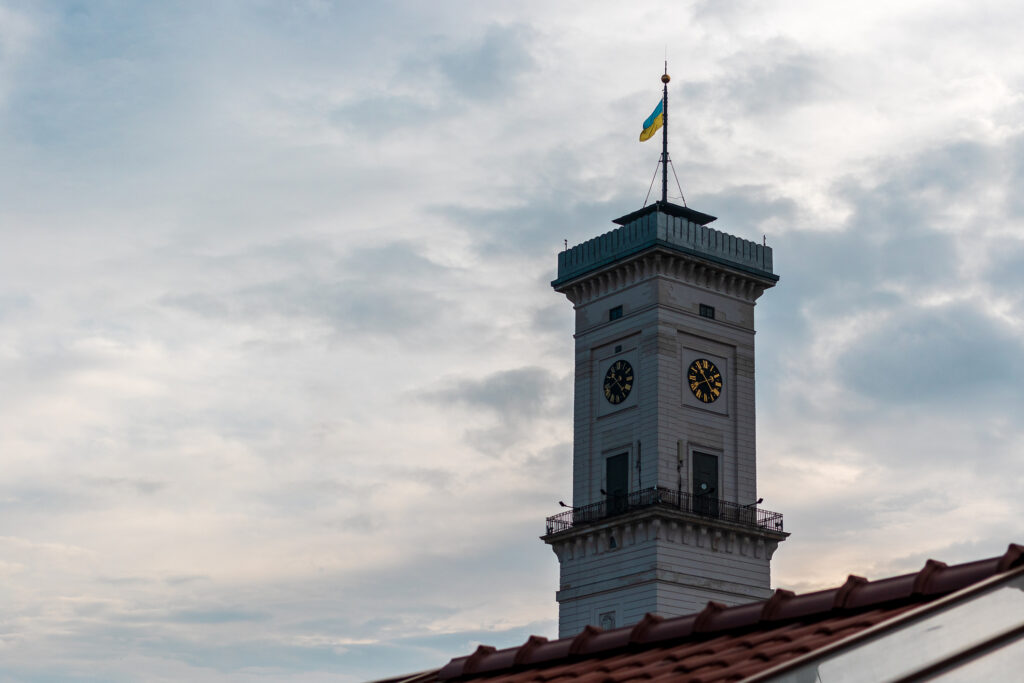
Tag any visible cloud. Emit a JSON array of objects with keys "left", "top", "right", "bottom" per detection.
[
  {"left": 430, "top": 366, "right": 562, "bottom": 419},
  {"left": 434, "top": 24, "right": 536, "bottom": 101},
  {"left": 699, "top": 184, "right": 800, "bottom": 235},
  {"left": 679, "top": 38, "right": 836, "bottom": 120},
  {"left": 426, "top": 366, "right": 569, "bottom": 456},
  {"left": 331, "top": 93, "right": 438, "bottom": 132},
  {"left": 433, "top": 195, "right": 633, "bottom": 261},
  {"left": 158, "top": 239, "right": 460, "bottom": 340},
  {"left": 4, "top": 3, "right": 1024, "bottom": 681},
  {"left": 165, "top": 608, "right": 271, "bottom": 624},
  {"left": 330, "top": 23, "right": 537, "bottom": 132},
  {"left": 837, "top": 302, "right": 1023, "bottom": 406}
]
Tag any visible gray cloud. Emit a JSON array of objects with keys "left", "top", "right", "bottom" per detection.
[
  {"left": 5, "top": 3, "right": 1024, "bottom": 681},
  {"left": 985, "top": 239, "right": 1024, "bottom": 300},
  {"left": 331, "top": 23, "right": 537, "bottom": 131},
  {"left": 432, "top": 366, "right": 563, "bottom": 419},
  {"left": 681, "top": 39, "right": 836, "bottom": 118},
  {"left": 837, "top": 303, "right": 1023, "bottom": 406},
  {"left": 699, "top": 184, "right": 800, "bottom": 234},
  {"left": 87, "top": 477, "right": 166, "bottom": 496},
  {"left": 165, "top": 608, "right": 271, "bottom": 624},
  {"left": 530, "top": 303, "right": 572, "bottom": 338},
  {"left": 758, "top": 133, "right": 1019, "bottom": 401},
  {"left": 434, "top": 24, "right": 536, "bottom": 101},
  {"left": 331, "top": 94, "right": 438, "bottom": 133},
  {"left": 434, "top": 195, "right": 634, "bottom": 261},
  {"left": 159, "top": 240, "right": 459, "bottom": 339},
  {"left": 425, "top": 366, "right": 569, "bottom": 456}
]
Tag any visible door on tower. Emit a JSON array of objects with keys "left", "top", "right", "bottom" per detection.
[
  {"left": 692, "top": 452, "right": 719, "bottom": 517},
  {"left": 606, "top": 453, "right": 629, "bottom": 516}
]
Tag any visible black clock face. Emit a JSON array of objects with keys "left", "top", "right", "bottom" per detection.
[
  {"left": 687, "top": 358, "right": 722, "bottom": 403},
  {"left": 603, "top": 360, "right": 634, "bottom": 404}
]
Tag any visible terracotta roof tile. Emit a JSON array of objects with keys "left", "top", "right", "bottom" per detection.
[{"left": 436, "top": 544, "right": 1024, "bottom": 681}]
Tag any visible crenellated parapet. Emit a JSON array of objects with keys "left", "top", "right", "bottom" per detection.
[{"left": 553, "top": 203, "right": 776, "bottom": 299}]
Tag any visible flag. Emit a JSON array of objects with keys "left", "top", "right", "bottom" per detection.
[{"left": 639, "top": 99, "right": 663, "bottom": 142}]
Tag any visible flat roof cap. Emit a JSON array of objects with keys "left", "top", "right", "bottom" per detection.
[{"left": 613, "top": 201, "right": 717, "bottom": 226}]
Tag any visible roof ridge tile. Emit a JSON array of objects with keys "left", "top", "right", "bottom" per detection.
[
  {"left": 997, "top": 543, "right": 1024, "bottom": 572},
  {"left": 760, "top": 588, "right": 795, "bottom": 621},
  {"left": 832, "top": 574, "right": 868, "bottom": 609},
  {"left": 629, "top": 613, "right": 665, "bottom": 644},
  {"left": 513, "top": 635, "right": 549, "bottom": 666},
  {"left": 437, "top": 645, "right": 496, "bottom": 678},
  {"left": 568, "top": 625, "right": 603, "bottom": 655},
  {"left": 912, "top": 558, "right": 949, "bottom": 595},
  {"left": 693, "top": 601, "right": 728, "bottom": 632}
]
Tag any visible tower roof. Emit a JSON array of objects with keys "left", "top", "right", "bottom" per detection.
[
  {"left": 612, "top": 200, "right": 717, "bottom": 227},
  {"left": 553, "top": 203, "right": 776, "bottom": 289}
]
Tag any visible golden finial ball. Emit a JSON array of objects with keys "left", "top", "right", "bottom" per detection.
[{"left": 662, "top": 73, "right": 671, "bottom": 83}]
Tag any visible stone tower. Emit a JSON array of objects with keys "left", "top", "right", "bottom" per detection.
[{"left": 542, "top": 201, "right": 787, "bottom": 638}]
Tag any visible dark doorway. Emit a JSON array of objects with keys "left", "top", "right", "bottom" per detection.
[
  {"left": 692, "top": 452, "right": 719, "bottom": 517},
  {"left": 606, "top": 453, "right": 629, "bottom": 516}
]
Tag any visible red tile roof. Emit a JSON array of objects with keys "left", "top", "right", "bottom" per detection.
[{"left": 434, "top": 543, "right": 1024, "bottom": 682}]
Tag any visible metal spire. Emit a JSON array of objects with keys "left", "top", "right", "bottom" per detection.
[{"left": 661, "top": 62, "right": 670, "bottom": 205}]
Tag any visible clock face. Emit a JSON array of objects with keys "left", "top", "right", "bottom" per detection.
[
  {"left": 603, "top": 359, "right": 634, "bottom": 404},
  {"left": 687, "top": 358, "right": 722, "bottom": 403}
]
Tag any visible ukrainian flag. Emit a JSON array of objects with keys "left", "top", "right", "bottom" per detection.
[{"left": 639, "top": 100, "right": 663, "bottom": 142}]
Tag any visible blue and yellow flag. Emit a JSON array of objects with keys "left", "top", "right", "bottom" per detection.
[{"left": 639, "top": 100, "right": 664, "bottom": 142}]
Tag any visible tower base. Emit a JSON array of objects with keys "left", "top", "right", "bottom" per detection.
[{"left": 543, "top": 505, "right": 786, "bottom": 637}]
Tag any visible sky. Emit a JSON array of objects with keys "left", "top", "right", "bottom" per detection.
[{"left": 1, "top": 0, "right": 1023, "bottom": 680}]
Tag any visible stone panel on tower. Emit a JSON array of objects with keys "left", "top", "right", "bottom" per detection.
[{"left": 542, "top": 200, "right": 787, "bottom": 638}]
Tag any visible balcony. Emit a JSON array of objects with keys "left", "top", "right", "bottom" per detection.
[{"left": 545, "top": 486, "right": 784, "bottom": 536}]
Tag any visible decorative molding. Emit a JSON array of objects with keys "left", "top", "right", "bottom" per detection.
[
  {"left": 546, "top": 508, "right": 784, "bottom": 563},
  {"left": 558, "top": 247, "right": 775, "bottom": 308}
]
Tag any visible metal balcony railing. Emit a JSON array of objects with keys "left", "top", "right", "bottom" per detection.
[{"left": 545, "top": 486, "right": 784, "bottom": 536}]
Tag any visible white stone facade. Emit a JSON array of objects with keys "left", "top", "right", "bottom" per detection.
[{"left": 544, "top": 207, "right": 787, "bottom": 638}]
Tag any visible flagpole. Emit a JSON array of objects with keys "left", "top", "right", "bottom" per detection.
[{"left": 661, "top": 64, "right": 670, "bottom": 204}]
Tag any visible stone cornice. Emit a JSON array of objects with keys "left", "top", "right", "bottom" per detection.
[
  {"left": 542, "top": 506, "right": 788, "bottom": 564},
  {"left": 555, "top": 246, "right": 777, "bottom": 307}
]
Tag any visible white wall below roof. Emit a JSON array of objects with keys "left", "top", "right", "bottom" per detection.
[{"left": 550, "top": 511, "right": 781, "bottom": 638}]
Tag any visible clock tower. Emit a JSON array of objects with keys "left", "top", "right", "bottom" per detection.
[{"left": 542, "top": 200, "right": 788, "bottom": 637}]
